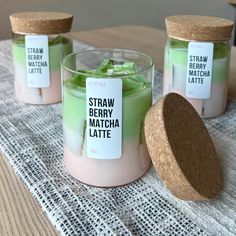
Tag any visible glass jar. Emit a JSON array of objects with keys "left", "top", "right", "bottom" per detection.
[
  {"left": 62, "top": 49, "right": 154, "bottom": 187},
  {"left": 10, "top": 12, "right": 73, "bottom": 104},
  {"left": 163, "top": 15, "right": 234, "bottom": 118}
]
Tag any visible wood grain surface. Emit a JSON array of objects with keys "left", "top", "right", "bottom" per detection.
[
  {"left": 0, "top": 152, "right": 57, "bottom": 236},
  {"left": 1, "top": 25, "right": 236, "bottom": 236},
  {"left": 73, "top": 25, "right": 166, "bottom": 72}
]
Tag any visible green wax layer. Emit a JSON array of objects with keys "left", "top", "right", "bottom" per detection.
[
  {"left": 63, "top": 82, "right": 151, "bottom": 139},
  {"left": 63, "top": 86, "right": 86, "bottom": 135},
  {"left": 12, "top": 36, "right": 73, "bottom": 70},
  {"left": 165, "top": 38, "right": 230, "bottom": 82},
  {"left": 63, "top": 59, "right": 152, "bottom": 140},
  {"left": 63, "top": 84, "right": 151, "bottom": 138},
  {"left": 169, "top": 38, "right": 229, "bottom": 59}
]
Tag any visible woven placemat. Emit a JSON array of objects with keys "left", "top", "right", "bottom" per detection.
[{"left": 0, "top": 39, "right": 236, "bottom": 235}]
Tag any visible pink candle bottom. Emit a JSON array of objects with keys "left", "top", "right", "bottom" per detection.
[
  {"left": 64, "top": 139, "right": 151, "bottom": 187},
  {"left": 163, "top": 71, "right": 228, "bottom": 118},
  {"left": 14, "top": 65, "right": 61, "bottom": 104}
]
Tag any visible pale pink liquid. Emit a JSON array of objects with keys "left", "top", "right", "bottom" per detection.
[
  {"left": 64, "top": 138, "right": 151, "bottom": 187},
  {"left": 14, "top": 64, "right": 61, "bottom": 104},
  {"left": 163, "top": 71, "right": 228, "bottom": 118}
]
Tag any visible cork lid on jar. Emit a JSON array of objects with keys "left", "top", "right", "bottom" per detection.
[
  {"left": 10, "top": 11, "right": 73, "bottom": 34},
  {"left": 144, "top": 93, "right": 223, "bottom": 201},
  {"left": 165, "top": 15, "right": 234, "bottom": 41}
]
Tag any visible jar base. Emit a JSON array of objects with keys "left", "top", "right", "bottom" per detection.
[
  {"left": 15, "top": 95, "right": 61, "bottom": 105},
  {"left": 64, "top": 142, "right": 151, "bottom": 187},
  {"left": 66, "top": 165, "right": 151, "bottom": 188},
  {"left": 14, "top": 68, "right": 62, "bottom": 105}
]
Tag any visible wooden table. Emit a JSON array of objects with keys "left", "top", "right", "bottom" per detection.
[
  {"left": 1, "top": 25, "right": 236, "bottom": 236},
  {"left": 75, "top": 25, "right": 236, "bottom": 99}
]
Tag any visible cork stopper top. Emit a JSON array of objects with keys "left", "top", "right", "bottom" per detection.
[
  {"left": 10, "top": 11, "right": 73, "bottom": 34},
  {"left": 165, "top": 15, "right": 234, "bottom": 41},
  {"left": 144, "top": 93, "right": 222, "bottom": 201}
]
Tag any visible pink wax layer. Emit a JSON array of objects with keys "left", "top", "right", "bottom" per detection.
[
  {"left": 14, "top": 65, "right": 61, "bottom": 104},
  {"left": 64, "top": 139, "right": 151, "bottom": 187},
  {"left": 163, "top": 71, "right": 228, "bottom": 118}
]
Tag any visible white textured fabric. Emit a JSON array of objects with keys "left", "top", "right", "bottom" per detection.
[{"left": 0, "top": 39, "right": 235, "bottom": 236}]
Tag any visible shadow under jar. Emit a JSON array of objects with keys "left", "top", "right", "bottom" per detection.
[
  {"left": 163, "top": 15, "right": 234, "bottom": 118},
  {"left": 62, "top": 49, "right": 154, "bottom": 187},
  {"left": 10, "top": 12, "right": 73, "bottom": 104}
]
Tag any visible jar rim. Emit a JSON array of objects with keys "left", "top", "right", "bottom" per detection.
[
  {"left": 167, "top": 35, "right": 232, "bottom": 43},
  {"left": 62, "top": 48, "right": 155, "bottom": 78}
]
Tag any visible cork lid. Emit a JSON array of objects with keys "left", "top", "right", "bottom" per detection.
[
  {"left": 144, "top": 93, "right": 222, "bottom": 200},
  {"left": 10, "top": 11, "right": 73, "bottom": 34},
  {"left": 165, "top": 15, "right": 234, "bottom": 41}
]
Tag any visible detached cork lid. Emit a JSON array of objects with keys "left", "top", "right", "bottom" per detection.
[
  {"left": 10, "top": 11, "right": 73, "bottom": 34},
  {"left": 144, "top": 93, "right": 222, "bottom": 200},
  {"left": 166, "top": 15, "right": 234, "bottom": 41}
]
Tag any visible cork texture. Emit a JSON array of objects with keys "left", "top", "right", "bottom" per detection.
[
  {"left": 165, "top": 15, "right": 234, "bottom": 41},
  {"left": 10, "top": 12, "right": 73, "bottom": 34},
  {"left": 144, "top": 93, "right": 222, "bottom": 200}
]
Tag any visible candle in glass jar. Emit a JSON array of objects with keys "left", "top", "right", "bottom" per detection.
[
  {"left": 62, "top": 50, "right": 154, "bottom": 187},
  {"left": 163, "top": 15, "right": 234, "bottom": 118},
  {"left": 10, "top": 12, "right": 73, "bottom": 104}
]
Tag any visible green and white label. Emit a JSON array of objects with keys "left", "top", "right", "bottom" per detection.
[
  {"left": 25, "top": 35, "right": 50, "bottom": 88},
  {"left": 86, "top": 78, "right": 122, "bottom": 159},
  {"left": 186, "top": 42, "right": 214, "bottom": 99}
]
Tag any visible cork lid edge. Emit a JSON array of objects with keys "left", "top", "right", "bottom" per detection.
[
  {"left": 146, "top": 97, "right": 210, "bottom": 200},
  {"left": 165, "top": 15, "right": 234, "bottom": 41},
  {"left": 10, "top": 11, "right": 73, "bottom": 34},
  {"left": 144, "top": 93, "right": 223, "bottom": 201},
  {"left": 162, "top": 95, "right": 221, "bottom": 200},
  {"left": 10, "top": 11, "right": 73, "bottom": 20}
]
